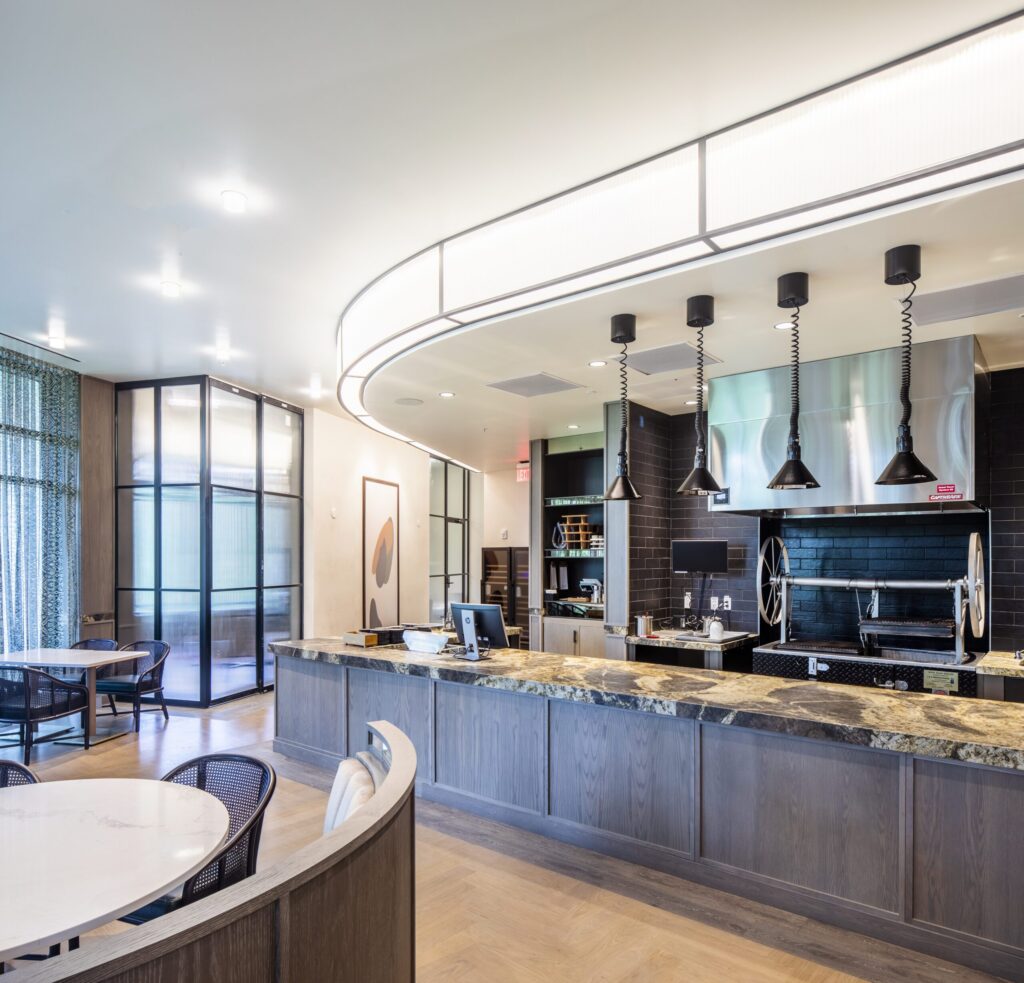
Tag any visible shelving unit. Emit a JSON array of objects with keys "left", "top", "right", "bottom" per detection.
[{"left": 541, "top": 444, "right": 605, "bottom": 620}]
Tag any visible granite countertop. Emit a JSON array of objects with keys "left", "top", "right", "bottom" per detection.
[
  {"left": 976, "top": 650, "right": 1024, "bottom": 678},
  {"left": 626, "top": 629, "right": 752, "bottom": 652},
  {"left": 272, "top": 638, "right": 1024, "bottom": 771}
]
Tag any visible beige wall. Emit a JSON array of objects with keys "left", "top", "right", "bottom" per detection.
[
  {"left": 481, "top": 468, "right": 530, "bottom": 548},
  {"left": 304, "top": 409, "right": 430, "bottom": 636}
]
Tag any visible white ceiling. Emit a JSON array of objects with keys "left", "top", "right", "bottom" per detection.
[
  {"left": 1, "top": 1, "right": 1020, "bottom": 409},
  {"left": 365, "top": 178, "right": 1024, "bottom": 470}
]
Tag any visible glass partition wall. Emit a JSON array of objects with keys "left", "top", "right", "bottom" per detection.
[{"left": 115, "top": 377, "right": 302, "bottom": 706}]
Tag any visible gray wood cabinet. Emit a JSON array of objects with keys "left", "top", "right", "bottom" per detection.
[
  {"left": 275, "top": 653, "right": 1024, "bottom": 979},
  {"left": 577, "top": 622, "right": 606, "bottom": 659},
  {"left": 543, "top": 617, "right": 605, "bottom": 658},
  {"left": 700, "top": 724, "right": 901, "bottom": 912},
  {"left": 274, "top": 657, "right": 346, "bottom": 765},
  {"left": 542, "top": 617, "right": 578, "bottom": 655},
  {"left": 434, "top": 683, "right": 546, "bottom": 812},
  {"left": 550, "top": 702, "right": 693, "bottom": 853}
]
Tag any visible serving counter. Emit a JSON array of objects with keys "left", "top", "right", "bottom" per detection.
[{"left": 272, "top": 639, "right": 1024, "bottom": 979}]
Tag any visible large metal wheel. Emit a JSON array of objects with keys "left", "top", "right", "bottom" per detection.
[
  {"left": 967, "top": 531, "right": 986, "bottom": 636},
  {"left": 757, "top": 536, "right": 790, "bottom": 626}
]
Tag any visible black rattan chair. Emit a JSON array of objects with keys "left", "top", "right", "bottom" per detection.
[
  {"left": 0, "top": 758, "right": 39, "bottom": 787},
  {"left": 68, "top": 638, "right": 119, "bottom": 709},
  {"left": 120, "top": 754, "right": 277, "bottom": 924},
  {"left": 94, "top": 641, "right": 171, "bottom": 731},
  {"left": 47, "top": 638, "right": 121, "bottom": 690},
  {"left": 0, "top": 667, "right": 90, "bottom": 764},
  {"left": 70, "top": 638, "right": 118, "bottom": 650}
]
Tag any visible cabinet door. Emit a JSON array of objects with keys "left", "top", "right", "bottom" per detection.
[
  {"left": 543, "top": 619, "right": 578, "bottom": 656},
  {"left": 577, "top": 622, "right": 606, "bottom": 660}
]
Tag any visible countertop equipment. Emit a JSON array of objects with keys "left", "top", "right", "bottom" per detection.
[
  {"left": 579, "top": 578, "right": 603, "bottom": 605},
  {"left": 756, "top": 532, "right": 986, "bottom": 665}
]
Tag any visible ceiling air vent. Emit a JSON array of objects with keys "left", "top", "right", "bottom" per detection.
[
  {"left": 627, "top": 341, "right": 722, "bottom": 376},
  {"left": 486, "top": 373, "right": 582, "bottom": 398},
  {"left": 911, "top": 273, "right": 1024, "bottom": 325}
]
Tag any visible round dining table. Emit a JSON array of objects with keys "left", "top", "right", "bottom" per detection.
[{"left": 0, "top": 778, "right": 231, "bottom": 963}]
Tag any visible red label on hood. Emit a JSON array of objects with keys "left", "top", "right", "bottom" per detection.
[{"left": 936, "top": 483, "right": 956, "bottom": 494}]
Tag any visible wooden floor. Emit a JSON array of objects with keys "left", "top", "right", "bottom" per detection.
[{"left": 17, "top": 695, "right": 1006, "bottom": 983}]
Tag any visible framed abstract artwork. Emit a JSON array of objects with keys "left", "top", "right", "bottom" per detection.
[{"left": 362, "top": 477, "right": 400, "bottom": 628}]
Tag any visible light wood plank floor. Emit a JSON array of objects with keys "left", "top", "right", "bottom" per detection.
[{"left": 15, "top": 695, "right": 1006, "bottom": 983}]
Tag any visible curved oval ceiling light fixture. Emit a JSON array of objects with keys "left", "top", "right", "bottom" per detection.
[
  {"left": 605, "top": 314, "right": 642, "bottom": 502},
  {"left": 677, "top": 295, "right": 721, "bottom": 496},
  {"left": 768, "top": 273, "right": 820, "bottom": 491},
  {"left": 875, "top": 244, "right": 937, "bottom": 485},
  {"left": 336, "top": 14, "right": 1024, "bottom": 467}
]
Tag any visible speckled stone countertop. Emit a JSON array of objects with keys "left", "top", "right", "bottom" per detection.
[
  {"left": 976, "top": 650, "right": 1024, "bottom": 678},
  {"left": 626, "top": 630, "right": 752, "bottom": 652},
  {"left": 272, "top": 639, "right": 1024, "bottom": 771}
]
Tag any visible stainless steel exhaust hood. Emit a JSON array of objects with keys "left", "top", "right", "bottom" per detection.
[{"left": 708, "top": 335, "right": 988, "bottom": 516}]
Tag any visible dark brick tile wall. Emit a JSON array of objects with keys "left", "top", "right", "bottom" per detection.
[
  {"left": 990, "top": 367, "right": 1024, "bottom": 651},
  {"left": 670, "top": 414, "right": 760, "bottom": 632},
  {"left": 622, "top": 364, "right": 1023, "bottom": 649},
  {"left": 628, "top": 403, "right": 672, "bottom": 622},
  {"left": 763, "top": 514, "right": 989, "bottom": 646}
]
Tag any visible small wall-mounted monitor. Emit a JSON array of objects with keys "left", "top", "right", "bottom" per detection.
[{"left": 672, "top": 539, "right": 728, "bottom": 574}]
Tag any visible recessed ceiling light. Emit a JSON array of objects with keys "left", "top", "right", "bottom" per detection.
[
  {"left": 309, "top": 374, "right": 323, "bottom": 400},
  {"left": 214, "top": 339, "right": 230, "bottom": 364},
  {"left": 685, "top": 399, "right": 698, "bottom": 406},
  {"left": 774, "top": 320, "right": 792, "bottom": 330},
  {"left": 588, "top": 360, "right": 607, "bottom": 368},
  {"left": 220, "top": 189, "right": 248, "bottom": 214},
  {"left": 438, "top": 391, "right": 456, "bottom": 399},
  {"left": 567, "top": 423, "right": 580, "bottom": 430},
  {"left": 161, "top": 280, "right": 182, "bottom": 299},
  {"left": 47, "top": 316, "right": 66, "bottom": 350},
  {"left": 395, "top": 397, "right": 424, "bottom": 406}
]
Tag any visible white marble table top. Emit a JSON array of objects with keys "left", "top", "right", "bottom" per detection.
[
  {"left": 0, "top": 778, "right": 230, "bottom": 960},
  {"left": 0, "top": 648, "right": 142, "bottom": 669}
]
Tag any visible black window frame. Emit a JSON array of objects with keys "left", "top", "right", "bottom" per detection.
[
  {"left": 428, "top": 458, "right": 470, "bottom": 624},
  {"left": 114, "top": 375, "right": 303, "bottom": 708}
]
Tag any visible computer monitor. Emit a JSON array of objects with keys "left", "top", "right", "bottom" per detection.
[
  {"left": 672, "top": 539, "right": 728, "bottom": 574},
  {"left": 450, "top": 602, "right": 509, "bottom": 657}
]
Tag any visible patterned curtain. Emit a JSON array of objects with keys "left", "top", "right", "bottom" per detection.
[{"left": 0, "top": 347, "right": 80, "bottom": 651}]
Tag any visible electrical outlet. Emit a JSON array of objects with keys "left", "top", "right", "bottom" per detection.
[
  {"left": 710, "top": 596, "right": 720, "bottom": 610},
  {"left": 683, "top": 592, "right": 692, "bottom": 610},
  {"left": 723, "top": 595, "right": 732, "bottom": 611}
]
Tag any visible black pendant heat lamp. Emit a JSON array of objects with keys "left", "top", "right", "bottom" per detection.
[
  {"left": 604, "top": 313, "right": 642, "bottom": 501},
  {"left": 677, "top": 294, "right": 721, "bottom": 496},
  {"left": 767, "top": 272, "right": 820, "bottom": 491},
  {"left": 875, "top": 244, "right": 937, "bottom": 486}
]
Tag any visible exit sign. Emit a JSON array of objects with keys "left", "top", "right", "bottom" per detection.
[{"left": 516, "top": 463, "right": 530, "bottom": 483}]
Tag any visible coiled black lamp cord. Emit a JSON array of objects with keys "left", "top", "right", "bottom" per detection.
[
  {"left": 617, "top": 342, "right": 629, "bottom": 466},
  {"left": 898, "top": 280, "right": 917, "bottom": 430},
  {"left": 787, "top": 306, "right": 801, "bottom": 455},
  {"left": 693, "top": 324, "right": 707, "bottom": 465}
]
